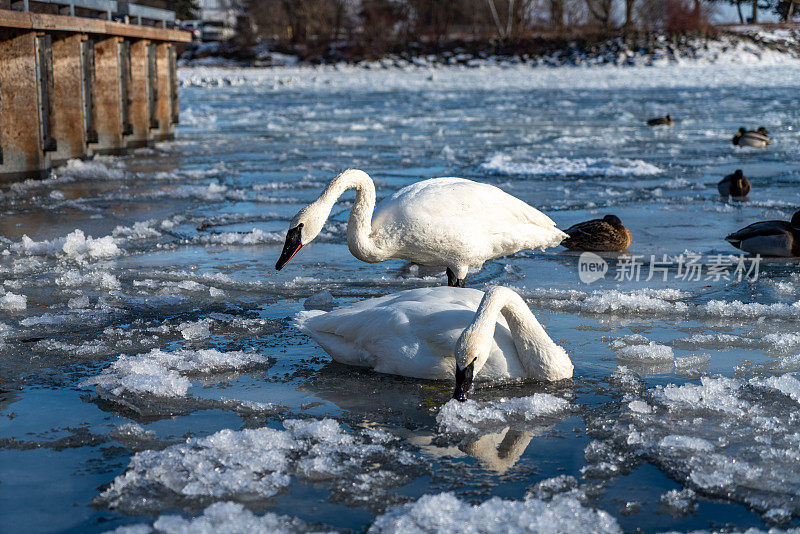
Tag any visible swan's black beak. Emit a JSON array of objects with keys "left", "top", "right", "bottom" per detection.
[
  {"left": 452, "top": 361, "right": 474, "bottom": 402},
  {"left": 275, "top": 224, "right": 303, "bottom": 271}
]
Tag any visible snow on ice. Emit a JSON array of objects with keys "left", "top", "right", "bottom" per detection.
[{"left": 97, "top": 418, "right": 420, "bottom": 515}]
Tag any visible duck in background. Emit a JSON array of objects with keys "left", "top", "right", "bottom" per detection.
[
  {"left": 561, "top": 215, "right": 632, "bottom": 252},
  {"left": 732, "top": 127, "right": 771, "bottom": 148},
  {"left": 718, "top": 169, "right": 751, "bottom": 199},
  {"left": 725, "top": 210, "right": 800, "bottom": 257},
  {"left": 647, "top": 114, "right": 674, "bottom": 126}
]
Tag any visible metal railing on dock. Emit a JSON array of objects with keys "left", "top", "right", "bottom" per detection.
[{"left": 0, "top": 1, "right": 191, "bottom": 180}]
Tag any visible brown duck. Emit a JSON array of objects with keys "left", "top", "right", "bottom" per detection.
[
  {"left": 562, "top": 215, "right": 632, "bottom": 252},
  {"left": 717, "top": 169, "right": 751, "bottom": 198},
  {"left": 647, "top": 114, "right": 674, "bottom": 126}
]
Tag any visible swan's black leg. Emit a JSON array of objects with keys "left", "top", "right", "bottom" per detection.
[
  {"left": 446, "top": 268, "right": 458, "bottom": 287},
  {"left": 456, "top": 278, "right": 465, "bottom": 288}
]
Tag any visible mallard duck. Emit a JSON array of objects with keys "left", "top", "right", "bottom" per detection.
[
  {"left": 718, "top": 169, "right": 751, "bottom": 198},
  {"left": 725, "top": 210, "right": 800, "bottom": 257},
  {"left": 647, "top": 114, "right": 674, "bottom": 126},
  {"left": 732, "top": 127, "right": 771, "bottom": 148},
  {"left": 561, "top": 215, "right": 632, "bottom": 252}
]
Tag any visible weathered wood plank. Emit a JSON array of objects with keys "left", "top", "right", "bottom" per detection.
[{"left": 0, "top": 9, "right": 190, "bottom": 41}]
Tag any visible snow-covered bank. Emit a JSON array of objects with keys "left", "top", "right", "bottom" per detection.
[
  {"left": 179, "top": 28, "right": 800, "bottom": 73},
  {"left": 178, "top": 58, "right": 800, "bottom": 94}
]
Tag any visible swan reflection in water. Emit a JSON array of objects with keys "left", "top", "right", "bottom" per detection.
[
  {"left": 408, "top": 427, "right": 534, "bottom": 474},
  {"left": 297, "top": 359, "right": 574, "bottom": 475}
]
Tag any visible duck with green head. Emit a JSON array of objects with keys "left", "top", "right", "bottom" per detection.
[{"left": 732, "top": 127, "right": 771, "bottom": 148}]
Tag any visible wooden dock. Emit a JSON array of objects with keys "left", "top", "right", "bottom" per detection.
[{"left": 0, "top": 1, "right": 190, "bottom": 180}]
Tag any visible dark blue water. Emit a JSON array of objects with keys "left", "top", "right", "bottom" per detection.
[{"left": 1, "top": 62, "right": 799, "bottom": 533}]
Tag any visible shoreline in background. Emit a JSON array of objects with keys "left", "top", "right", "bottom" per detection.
[{"left": 178, "top": 26, "right": 800, "bottom": 69}]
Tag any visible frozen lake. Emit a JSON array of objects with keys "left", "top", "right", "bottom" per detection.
[{"left": 1, "top": 61, "right": 800, "bottom": 533}]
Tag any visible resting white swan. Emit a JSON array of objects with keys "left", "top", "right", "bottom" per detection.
[
  {"left": 294, "top": 286, "right": 573, "bottom": 400},
  {"left": 275, "top": 169, "right": 566, "bottom": 287}
]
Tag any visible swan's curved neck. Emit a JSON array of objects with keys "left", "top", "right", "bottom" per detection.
[
  {"left": 466, "top": 287, "right": 571, "bottom": 380},
  {"left": 309, "top": 170, "right": 384, "bottom": 262}
]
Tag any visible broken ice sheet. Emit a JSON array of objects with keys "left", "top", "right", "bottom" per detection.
[
  {"left": 369, "top": 491, "right": 621, "bottom": 534},
  {"left": 81, "top": 348, "right": 272, "bottom": 398},
  {"left": 610, "top": 334, "right": 675, "bottom": 375},
  {"left": 435, "top": 394, "right": 574, "bottom": 436},
  {"left": 105, "top": 501, "right": 333, "bottom": 534},
  {"left": 586, "top": 374, "right": 800, "bottom": 519},
  {"left": 96, "top": 418, "right": 422, "bottom": 516}
]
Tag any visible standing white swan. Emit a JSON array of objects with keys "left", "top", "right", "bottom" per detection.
[
  {"left": 275, "top": 169, "right": 566, "bottom": 287},
  {"left": 294, "top": 286, "right": 573, "bottom": 401}
]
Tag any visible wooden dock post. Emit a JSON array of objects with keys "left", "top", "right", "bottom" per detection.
[
  {"left": 153, "top": 41, "right": 174, "bottom": 141},
  {"left": 0, "top": 31, "right": 49, "bottom": 179},
  {"left": 51, "top": 32, "right": 87, "bottom": 164},
  {"left": 127, "top": 38, "right": 151, "bottom": 148},
  {"left": 90, "top": 36, "right": 124, "bottom": 155}
]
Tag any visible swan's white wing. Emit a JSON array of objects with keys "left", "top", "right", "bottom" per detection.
[
  {"left": 372, "top": 178, "right": 566, "bottom": 266},
  {"left": 293, "top": 287, "right": 517, "bottom": 380}
]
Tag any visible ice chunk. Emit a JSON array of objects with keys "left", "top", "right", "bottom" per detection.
[
  {"left": 107, "top": 501, "right": 330, "bottom": 534},
  {"left": 763, "top": 333, "right": 800, "bottom": 354},
  {"left": 609, "top": 366, "right": 643, "bottom": 393},
  {"left": 369, "top": 492, "right": 621, "bottom": 534},
  {"left": 525, "top": 288, "right": 690, "bottom": 316},
  {"left": 105, "top": 525, "right": 151, "bottom": 534},
  {"left": 82, "top": 348, "right": 268, "bottom": 397},
  {"left": 481, "top": 153, "right": 662, "bottom": 177},
  {"left": 524, "top": 287, "right": 800, "bottom": 322},
  {"left": 609, "top": 334, "right": 650, "bottom": 349},
  {"left": 96, "top": 419, "right": 420, "bottom": 515},
  {"left": 177, "top": 280, "right": 206, "bottom": 292},
  {"left": 57, "top": 269, "right": 121, "bottom": 291},
  {"left": 436, "top": 394, "right": 572, "bottom": 435},
  {"left": 762, "top": 374, "right": 800, "bottom": 403},
  {"left": 674, "top": 353, "right": 711, "bottom": 377},
  {"left": 658, "top": 435, "right": 714, "bottom": 452},
  {"left": 526, "top": 475, "right": 579, "bottom": 501},
  {"left": 0, "top": 292, "right": 27, "bottom": 311},
  {"left": 59, "top": 157, "right": 125, "bottom": 180},
  {"left": 62, "top": 230, "right": 120, "bottom": 259},
  {"left": 11, "top": 230, "right": 121, "bottom": 261},
  {"left": 112, "top": 221, "right": 162, "bottom": 240},
  {"left": 627, "top": 400, "right": 652, "bottom": 414},
  {"left": 304, "top": 290, "right": 335, "bottom": 311},
  {"left": 180, "top": 320, "right": 212, "bottom": 341},
  {"left": 194, "top": 228, "right": 282, "bottom": 246},
  {"left": 155, "top": 501, "right": 328, "bottom": 533},
  {"left": 209, "top": 287, "right": 225, "bottom": 298},
  {"left": 659, "top": 488, "right": 696, "bottom": 516},
  {"left": 67, "top": 295, "right": 91, "bottom": 309},
  {"left": 110, "top": 423, "right": 157, "bottom": 442},
  {"left": 616, "top": 342, "right": 674, "bottom": 362}
]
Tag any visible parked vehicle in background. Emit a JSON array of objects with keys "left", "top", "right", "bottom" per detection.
[
  {"left": 201, "top": 19, "right": 236, "bottom": 41},
  {"left": 199, "top": 0, "right": 238, "bottom": 41},
  {"left": 180, "top": 20, "right": 202, "bottom": 40}
]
